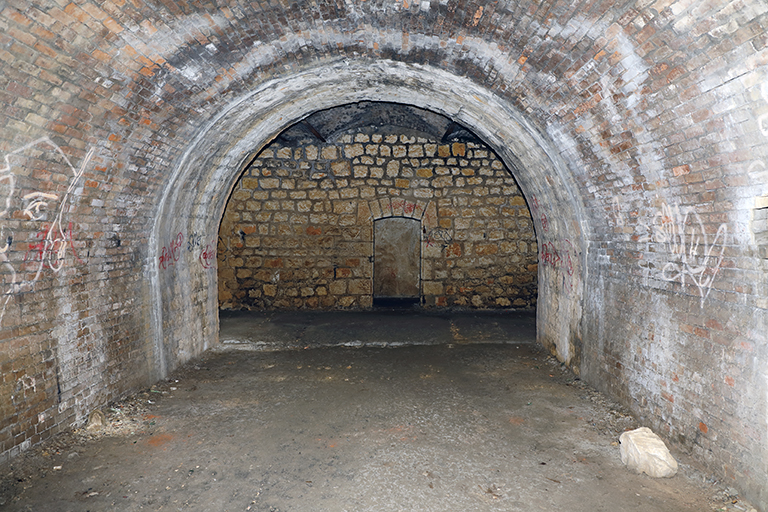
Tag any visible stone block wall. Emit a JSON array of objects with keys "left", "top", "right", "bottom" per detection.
[{"left": 217, "top": 132, "right": 538, "bottom": 310}]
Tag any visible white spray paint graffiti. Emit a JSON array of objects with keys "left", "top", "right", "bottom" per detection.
[
  {"left": 612, "top": 196, "right": 625, "bottom": 227},
  {"left": 638, "top": 202, "right": 728, "bottom": 307},
  {"left": 0, "top": 137, "right": 93, "bottom": 326}
]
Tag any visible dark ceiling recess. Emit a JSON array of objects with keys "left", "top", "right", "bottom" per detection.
[{"left": 273, "top": 101, "right": 483, "bottom": 145}]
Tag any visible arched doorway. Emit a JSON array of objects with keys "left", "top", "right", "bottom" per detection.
[
  {"left": 215, "top": 102, "right": 539, "bottom": 317},
  {"left": 150, "top": 60, "right": 588, "bottom": 379}
]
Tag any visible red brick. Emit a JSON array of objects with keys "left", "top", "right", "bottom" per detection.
[
  {"left": 7, "top": 27, "right": 36, "bottom": 47},
  {"left": 102, "top": 17, "right": 123, "bottom": 34},
  {"left": 4, "top": 8, "right": 32, "bottom": 26},
  {"left": 693, "top": 327, "right": 710, "bottom": 339},
  {"left": 63, "top": 3, "right": 89, "bottom": 23}
]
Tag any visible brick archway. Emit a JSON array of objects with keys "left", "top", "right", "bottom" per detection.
[{"left": 151, "top": 60, "right": 588, "bottom": 379}]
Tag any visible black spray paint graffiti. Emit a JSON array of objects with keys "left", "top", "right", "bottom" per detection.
[
  {"left": 1, "top": 137, "right": 93, "bottom": 326},
  {"left": 187, "top": 232, "right": 203, "bottom": 252},
  {"left": 424, "top": 227, "right": 453, "bottom": 249}
]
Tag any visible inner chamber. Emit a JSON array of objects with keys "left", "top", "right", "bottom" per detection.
[{"left": 216, "top": 101, "right": 538, "bottom": 314}]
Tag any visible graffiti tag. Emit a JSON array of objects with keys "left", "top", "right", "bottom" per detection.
[
  {"left": 199, "top": 243, "right": 216, "bottom": 269},
  {"left": 1, "top": 138, "right": 92, "bottom": 326},
  {"left": 425, "top": 227, "right": 453, "bottom": 249},
  {"left": 530, "top": 194, "right": 549, "bottom": 232},
  {"left": 159, "top": 232, "right": 184, "bottom": 270},
  {"left": 639, "top": 202, "right": 727, "bottom": 307}
]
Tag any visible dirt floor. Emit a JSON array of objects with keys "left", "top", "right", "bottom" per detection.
[{"left": 0, "top": 312, "right": 758, "bottom": 512}]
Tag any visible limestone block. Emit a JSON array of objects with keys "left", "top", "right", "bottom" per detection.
[
  {"left": 408, "top": 144, "right": 424, "bottom": 157},
  {"left": 321, "top": 146, "right": 338, "bottom": 159},
  {"left": 331, "top": 161, "right": 351, "bottom": 176},
  {"left": 619, "top": 427, "right": 678, "bottom": 478},
  {"left": 329, "top": 280, "right": 347, "bottom": 295},
  {"left": 348, "top": 279, "right": 372, "bottom": 295},
  {"left": 422, "top": 281, "right": 444, "bottom": 295}
]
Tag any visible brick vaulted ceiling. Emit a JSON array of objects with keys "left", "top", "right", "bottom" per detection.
[{"left": 1, "top": 1, "right": 767, "bottom": 508}]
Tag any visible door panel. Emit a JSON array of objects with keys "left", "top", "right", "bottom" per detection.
[{"left": 373, "top": 217, "right": 420, "bottom": 298}]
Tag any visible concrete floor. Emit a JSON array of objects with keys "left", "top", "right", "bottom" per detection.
[
  {"left": 0, "top": 311, "right": 752, "bottom": 511},
  {"left": 218, "top": 309, "right": 538, "bottom": 350}
]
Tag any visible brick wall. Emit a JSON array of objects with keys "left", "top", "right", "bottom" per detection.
[
  {"left": 218, "top": 132, "right": 537, "bottom": 310},
  {"left": 1, "top": 1, "right": 767, "bottom": 509}
]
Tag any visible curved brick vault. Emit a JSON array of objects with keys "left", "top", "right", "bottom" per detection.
[
  {"left": 153, "top": 61, "right": 586, "bottom": 376},
  {"left": 1, "top": 0, "right": 767, "bottom": 508}
]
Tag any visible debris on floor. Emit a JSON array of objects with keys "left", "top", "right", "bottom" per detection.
[
  {"left": 619, "top": 427, "right": 678, "bottom": 478},
  {"left": 0, "top": 343, "right": 759, "bottom": 512}
]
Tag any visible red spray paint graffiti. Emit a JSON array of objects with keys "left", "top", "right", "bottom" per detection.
[
  {"left": 541, "top": 238, "right": 577, "bottom": 294},
  {"left": 530, "top": 194, "right": 549, "bottom": 233},
  {"left": 24, "top": 222, "right": 85, "bottom": 270},
  {"left": 199, "top": 243, "right": 216, "bottom": 269},
  {"left": 159, "top": 232, "right": 217, "bottom": 270},
  {"left": 159, "top": 232, "right": 184, "bottom": 270}
]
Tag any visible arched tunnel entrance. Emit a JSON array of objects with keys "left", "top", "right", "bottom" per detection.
[
  {"left": 151, "top": 60, "right": 587, "bottom": 377},
  {"left": 147, "top": 90, "right": 714, "bottom": 508},
  {"left": 215, "top": 100, "right": 541, "bottom": 350},
  {"left": 136, "top": 81, "right": 714, "bottom": 508},
  {"left": 216, "top": 102, "right": 538, "bottom": 313}
]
